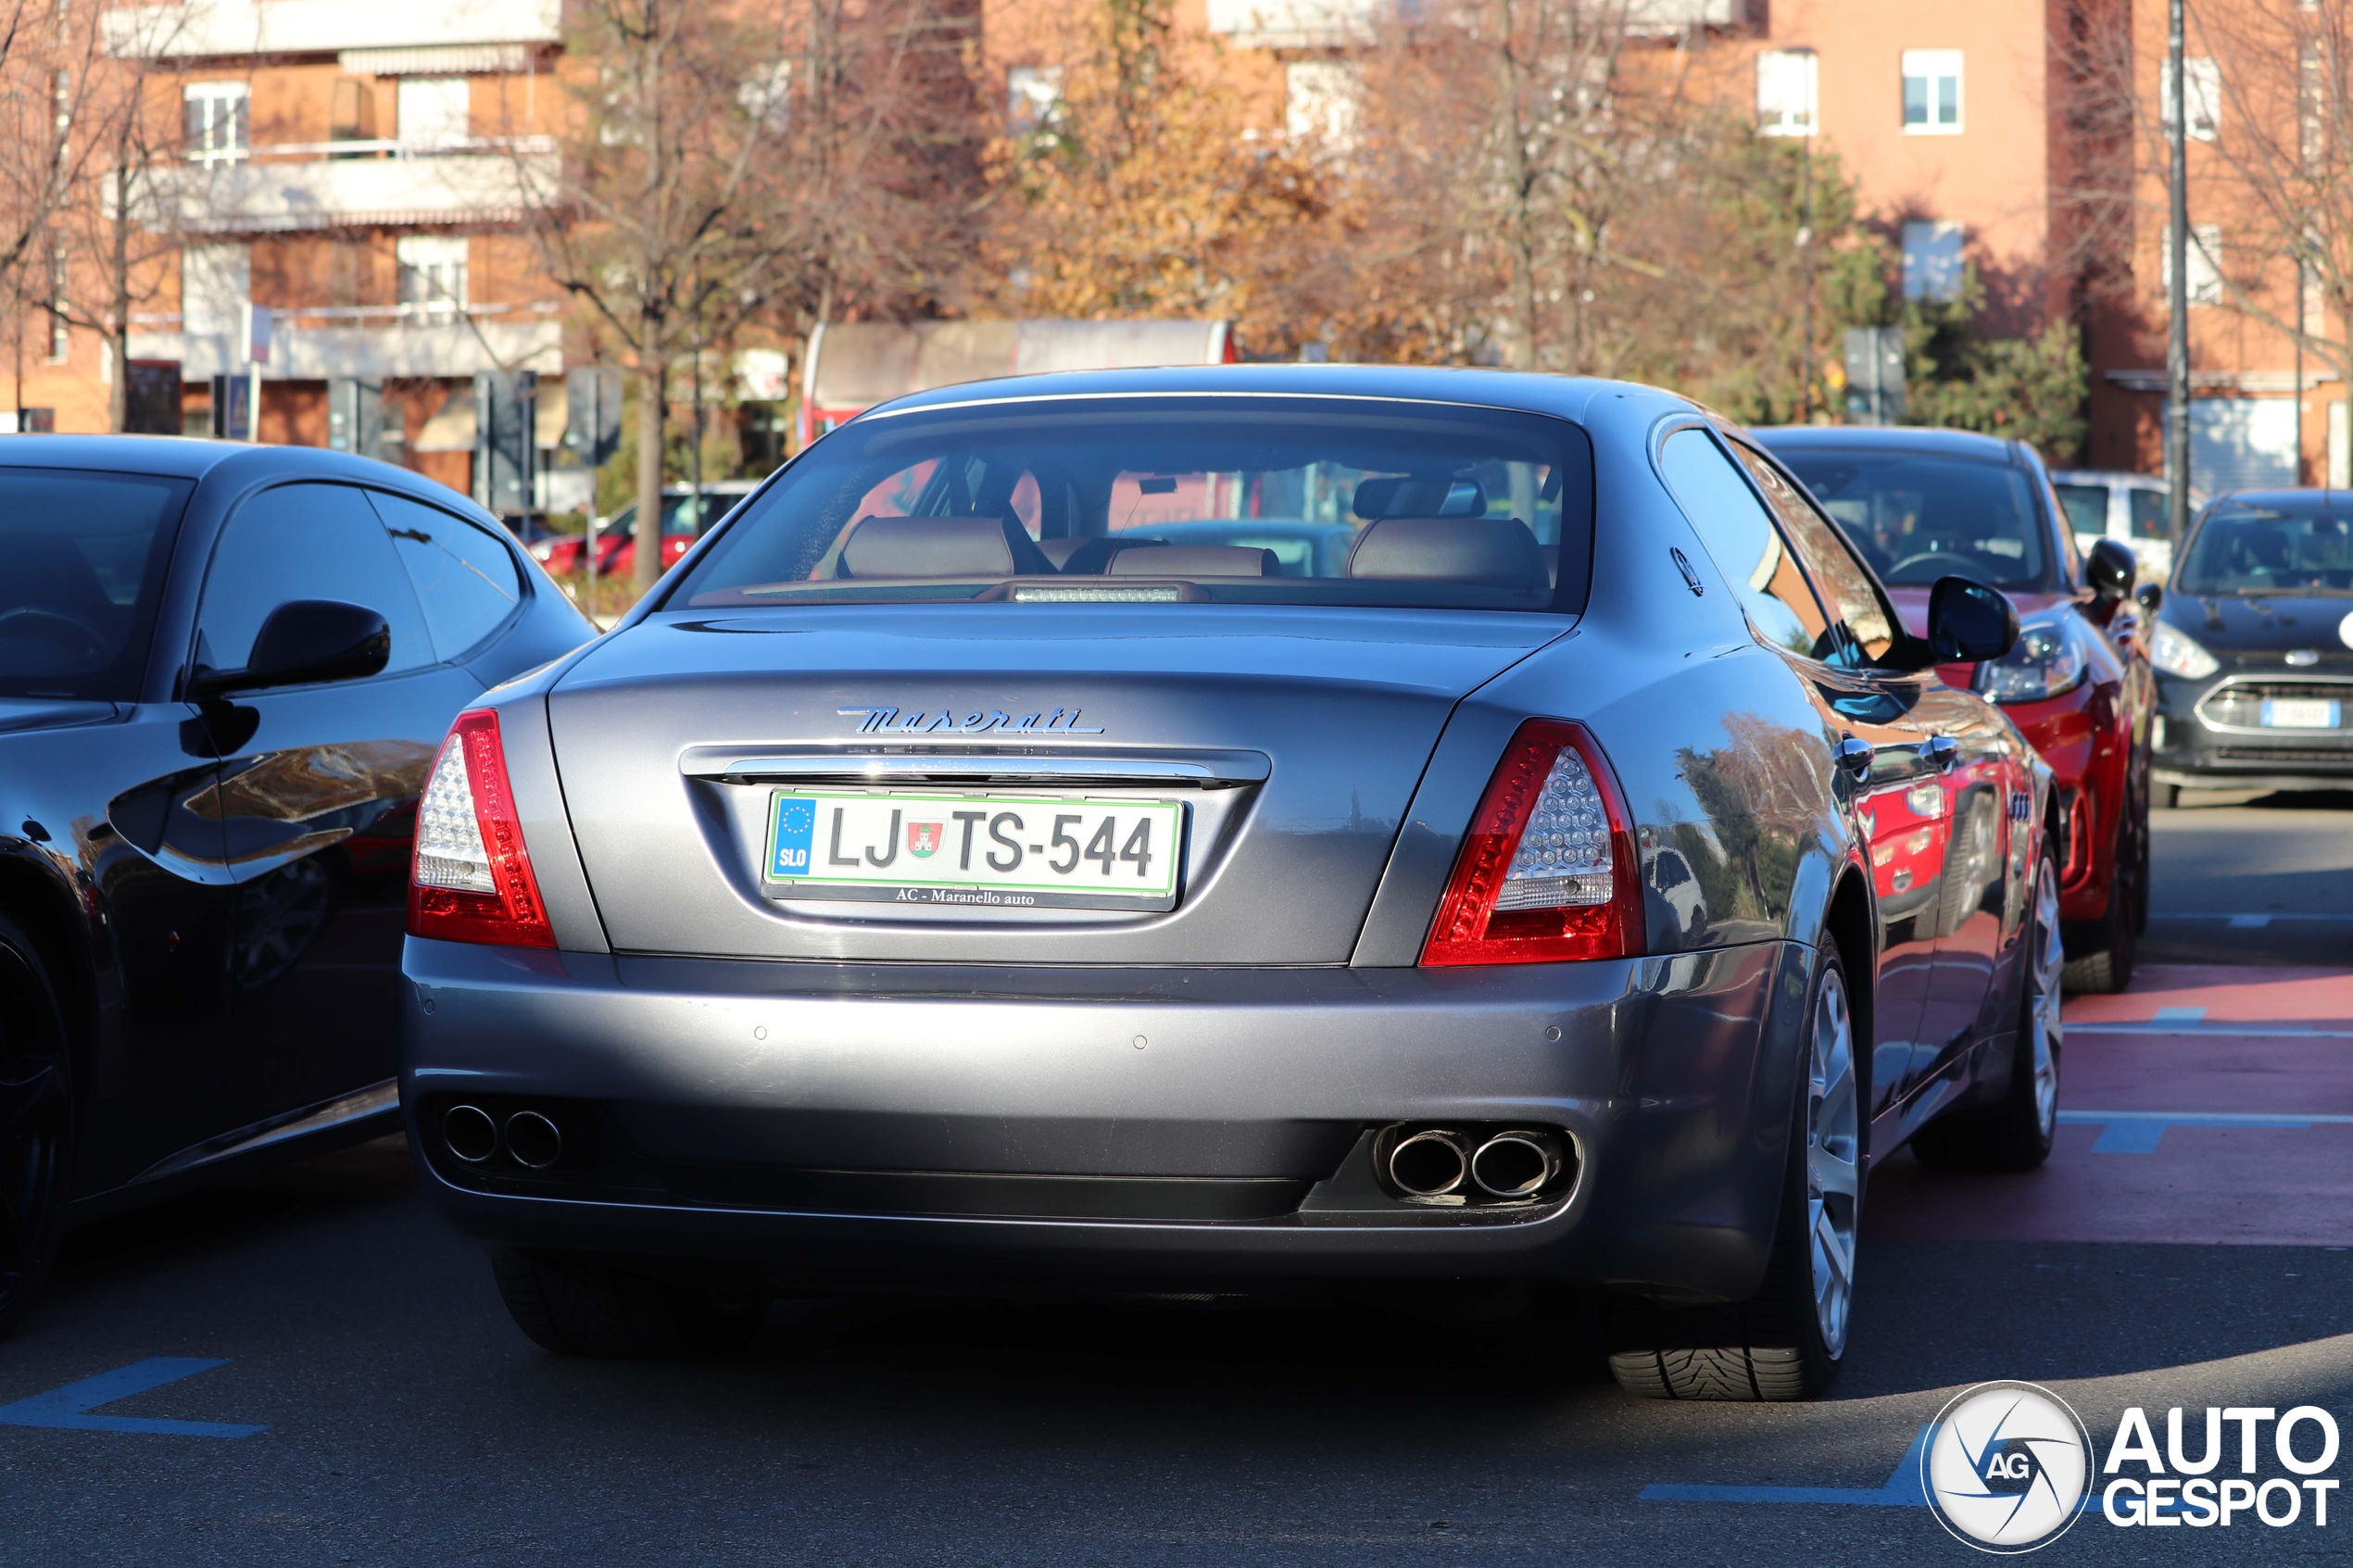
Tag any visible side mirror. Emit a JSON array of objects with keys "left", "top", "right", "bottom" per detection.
[
  {"left": 2086, "top": 536, "right": 2136, "bottom": 601},
  {"left": 2136, "top": 581, "right": 2164, "bottom": 612},
  {"left": 1928, "top": 576, "right": 2020, "bottom": 663},
  {"left": 188, "top": 599, "right": 391, "bottom": 700}
]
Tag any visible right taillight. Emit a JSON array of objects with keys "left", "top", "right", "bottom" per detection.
[
  {"left": 408, "top": 708, "right": 556, "bottom": 949},
  {"left": 1420, "top": 719, "right": 1643, "bottom": 966}
]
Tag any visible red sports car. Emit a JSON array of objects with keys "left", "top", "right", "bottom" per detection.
[{"left": 1758, "top": 427, "right": 2154, "bottom": 992}]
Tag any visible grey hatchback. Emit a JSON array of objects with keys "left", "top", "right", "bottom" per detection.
[{"left": 401, "top": 367, "right": 2059, "bottom": 1400}]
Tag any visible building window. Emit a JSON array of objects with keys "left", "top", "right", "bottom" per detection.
[
  {"left": 1901, "top": 220, "right": 1966, "bottom": 302},
  {"left": 1756, "top": 49, "right": 1818, "bottom": 138},
  {"left": 396, "top": 78, "right": 471, "bottom": 148},
  {"left": 1285, "top": 61, "right": 1359, "bottom": 148},
  {"left": 396, "top": 235, "right": 468, "bottom": 318},
  {"left": 1901, "top": 49, "right": 1962, "bottom": 134},
  {"left": 183, "top": 81, "right": 248, "bottom": 165},
  {"left": 329, "top": 77, "right": 380, "bottom": 149},
  {"left": 2161, "top": 222, "right": 2225, "bottom": 306},
  {"left": 47, "top": 243, "right": 68, "bottom": 362},
  {"left": 2164, "top": 56, "right": 2221, "bottom": 142},
  {"left": 1007, "top": 65, "right": 1063, "bottom": 132}
]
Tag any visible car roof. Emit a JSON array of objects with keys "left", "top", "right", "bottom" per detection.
[
  {"left": 1750, "top": 424, "right": 2025, "bottom": 465},
  {"left": 862, "top": 362, "right": 1674, "bottom": 425},
  {"left": 0, "top": 433, "right": 258, "bottom": 479}
]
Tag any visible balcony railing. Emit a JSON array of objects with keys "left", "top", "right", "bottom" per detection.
[
  {"left": 134, "top": 143, "right": 557, "bottom": 235},
  {"left": 127, "top": 300, "right": 561, "bottom": 380}
]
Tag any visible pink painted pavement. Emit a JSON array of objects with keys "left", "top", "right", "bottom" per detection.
[{"left": 1865, "top": 963, "right": 2353, "bottom": 1247}]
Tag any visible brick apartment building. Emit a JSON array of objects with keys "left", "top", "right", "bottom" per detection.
[
  {"left": 7, "top": 0, "right": 580, "bottom": 504},
  {"left": 8, "top": 0, "right": 2337, "bottom": 503}
]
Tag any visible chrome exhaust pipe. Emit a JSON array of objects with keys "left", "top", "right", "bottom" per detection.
[
  {"left": 503, "top": 1110, "right": 563, "bottom": 1170},
  {"left": 1387, "top": 1129, "right": 1469, "bottom": 1197},
  {"left": 1470, "top": 1131, "right": 1558, "bottom": 1198},
  {"left": 442, "top": 1104, "right": 498, "bottom": 1164}
]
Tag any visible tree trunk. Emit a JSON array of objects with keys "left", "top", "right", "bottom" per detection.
[{"left": 633, "top": 355, "right": 668, "bottom": 594}]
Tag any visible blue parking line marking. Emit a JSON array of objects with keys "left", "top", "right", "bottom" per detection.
[
  {"left": 0, "top": 1358, "right": 268, "bottom": 1437},
  {"left": 2151, "top": 1006, "right": 2208, "bottom": 1023},
  {"left": 1642, "top": 1424, "right": 1932, "bottom": 1506},
  {"left": 2057, "top": 1108, "right": 2353, "bottom": 1153}
]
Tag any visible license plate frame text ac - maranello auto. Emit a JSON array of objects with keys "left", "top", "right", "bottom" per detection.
[{"left": 763, "top": 791, "right": 1184, "bottom": 909}]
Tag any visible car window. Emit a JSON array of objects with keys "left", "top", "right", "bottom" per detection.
[
  {"left": 2055, "top": 483, "right": 2108, "bottom": 536},
  {"left": 2179, "top": 504, "right": 2353, "bottom": 594},
  {"left": 1771, "top": 447, "right": 2056, "bottom": 590},
  {"left": 195, "top": 482, "right": 433, "bottom": 678},
  {"left": 673, "top": 396, "right": 1594, "bottom": 615},
  {"left": 0, "top": 468, "right": 191, "bottom": 701},
  {"left": 1659, "top": 428, "right": 1838, "bottom": 662},
  {"left": 2129, "top": 487, "right": 2172, "bottom": 541},
  {"left": 367, "top": 489, "right": 523, "bottom": 661},
  {"left": 1728, "top": 443, "right": 1899, "bottom": 666}
]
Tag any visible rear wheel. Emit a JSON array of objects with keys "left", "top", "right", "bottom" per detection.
[
  {"left": 0, "top": 913, "right": 74, "bottom": 1341},
  {"left": 1607, "top": 949, "right": 1860, "bottom": 1401},
  {"left": 1913, "top": 847, "right": 2062, "bottom": 1173},
  {"left": 491, "top": 1248, "right": 765, "bottom": 1360}
]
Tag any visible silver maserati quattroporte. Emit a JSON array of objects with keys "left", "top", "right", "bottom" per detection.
[{"left": 401, "top": 366, "right": 2059, "bottom": 1400}]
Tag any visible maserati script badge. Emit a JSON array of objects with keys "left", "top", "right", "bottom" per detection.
[{"left": 838, "top": 705, "right": 1105, "bottom": 735}]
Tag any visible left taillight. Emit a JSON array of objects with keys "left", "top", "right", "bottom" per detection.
[
  {"left": 1420, "top": 719, "right": 1643, "bottom": 967},
  {"left": 407, "top": 708, "right": 556, "bottom": 948}
]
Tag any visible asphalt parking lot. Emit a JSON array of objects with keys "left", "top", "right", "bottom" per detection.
[{"left": 6, "top": 795, "right": 2352, "bottom": 1566}]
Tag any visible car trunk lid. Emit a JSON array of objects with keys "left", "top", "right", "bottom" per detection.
[{"left": 547, "top": 604, "right": 1567, "bottom": 962}]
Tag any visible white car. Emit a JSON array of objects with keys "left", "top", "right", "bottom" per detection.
[{"left": 2051, "top": 470, "right": 2201, "bottom": 585}]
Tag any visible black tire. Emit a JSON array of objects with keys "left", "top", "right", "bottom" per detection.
[
  {"left": 491, "top": 1248, "right": 765, "bottom": 1359},
  {"left": 1913, "top": 841, "right": 2062, "bottom": 1173},
  {"left": 1607, "top": 948, "right": 1860, "bottom": 1402},
  {"left": 0, "top": 912, "right": 75, "bottom": 1341},
  {"left": 2062, "top": 808, "right": 2140, "bottom": 994}
]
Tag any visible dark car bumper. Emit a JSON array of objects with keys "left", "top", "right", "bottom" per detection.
[
  {"left": 2153, "top": 671, "right": 2353, "bottom": 790},
  {"left": 399, "top": 936, "right": 1811, "bottom": 1303}
]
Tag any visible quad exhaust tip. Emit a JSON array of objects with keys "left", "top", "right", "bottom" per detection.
[
  {"left": 504, "top": 1110, "right": 564, "bottom": 1170},
  {"left": 1470, "top": 1131, "right": 1558, "bottom": 1198},
  {"left": 1387, "top": 1129, "right": 1470, "bottom": 1197},
  {"left": 442, "top": 1104, "right": 497, "bottom": 1164},
  {"left": 1382, "top": 1124, "right": 1568, "bottom": 1202}
]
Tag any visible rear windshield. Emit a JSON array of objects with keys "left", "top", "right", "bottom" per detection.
[
  {"left": 2179, "top": 503, "right": 2353, "bottom": 595},
  {"left": 669, "top": 396, "right": 1595, "bottom": 615},
  {"left": 1772, "top": 447, "right": 2058, "bottom": 591},
  {"left": 0, "top": 468, "right": 192, "bottom": 701}
]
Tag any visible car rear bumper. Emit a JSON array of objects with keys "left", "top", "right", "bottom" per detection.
[{"left": 399, "top": 936, "right": 1809, "bottom": 1303}]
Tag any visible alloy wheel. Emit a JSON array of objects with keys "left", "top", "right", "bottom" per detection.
[
  {"left": 1806, "top": 966, "right": 1861, "bottom": 1359},
  {"left": 2029, "top": 856, "right": 2065, "bottom": 1140}
]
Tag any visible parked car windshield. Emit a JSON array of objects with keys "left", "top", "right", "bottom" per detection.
[
  {"left": 669, "top": 396, "right": 1594, "bottom": 615},
  {"left": 2178, "top": 500, "right": 2353, "bottom": 595},
  {"left": 0, "top": 468, "right": 192, "bottom": 701},
  {"left": 1770, "top": 447, "right": 2057, "bottom": 590}
]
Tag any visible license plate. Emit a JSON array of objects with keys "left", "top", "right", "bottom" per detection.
[
  {"left": 2260, "top": 698, "right": 2340, "bottom": 729},
  {"left": 764, "top": 792, "right": 1184, "bottom": 910}
]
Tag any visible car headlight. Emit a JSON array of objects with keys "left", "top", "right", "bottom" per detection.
[
  {"left": 1976, "top": 615, "right": 2093, "bottom": 705},
  {"left": 2149, "top": 620, "right": 2221, "bottom": 679},
  {"left": 528, "top": 540, "right": 554, "bottom": 561}
]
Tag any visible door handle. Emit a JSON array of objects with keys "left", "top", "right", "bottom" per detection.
[
  {"left": 1834, "top": 735, "right": 1872, "bottom": 780},
  {"left": 1920, "top": 734, "right": 1959, "bottom": 770}
]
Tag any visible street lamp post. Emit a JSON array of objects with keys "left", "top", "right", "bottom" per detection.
[{"left": 2168, "top": 0, "right": 2192, "bottom": 537}]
